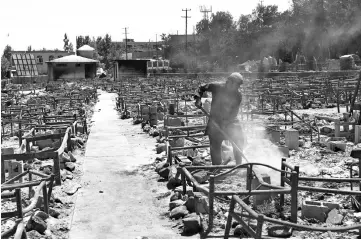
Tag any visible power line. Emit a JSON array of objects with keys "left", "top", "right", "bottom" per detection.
[{"left": 182, "top": 8, "right": 191, "bottom": 52}]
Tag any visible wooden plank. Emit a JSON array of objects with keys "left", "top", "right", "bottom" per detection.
[
  {"left": 23, "top": 133, "right": 63, "bottom": 142},
  {"left": 2, "top": 151, "right": 57, "bottom": 161}
]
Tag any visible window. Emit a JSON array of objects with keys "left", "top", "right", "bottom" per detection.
[
  {"left": 58, "top": 55, "right": 63, "bottom": 58},
  {"left": 56, "top": 63, "right": 67, "bottom": 67},
  {"left": 164, "top": 61, "right": 169, "bottom": 67},
  {"left": 49, "top": 55, "right": 54, "bottom": 61},
  {"left": 76, "top": 63, "right": 81, "bottom": 67},
  {"left": 147, "top": 62, "right": 152, "bottom": 68},
  {"left": 37, "top": 55, "right": 43, "bottom": 64},
  {"left": 158, "top": 60, "right": 163, "bottom": 67},
  {"left": 152, "top": 62, "right": 157, "bottom": 68}
]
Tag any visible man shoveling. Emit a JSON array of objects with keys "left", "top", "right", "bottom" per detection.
[{"left": 194, "top": 72, "right": 246, "bottom": 166}]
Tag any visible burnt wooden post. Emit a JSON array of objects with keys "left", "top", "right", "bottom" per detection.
[
  {"left": 53, "top": 153, "right": 61, "bottom": 186},
  {"left": 15, "top": 189, "right": 23, "bottom": 218},
  {"left": 224, "top": 197, "right": 235, "bottom": 239},
  {"left": 290, "top": 166, "right": 299, "bottom": 223},
  {"left": 28, "top": 171, "right": 33, "bottom": 199},
  {"left": 280, "top": 158, "right": 286, "bottom": 208},
  {"left": 208, "top": 175, "right": 215, "bottom": 233},
  {"left": 42, "top": 183, "right": 49, "bottom": 214}
]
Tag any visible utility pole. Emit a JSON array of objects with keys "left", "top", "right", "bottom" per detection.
[
  {"left": 156, "top": 34, "right": 158, "bottom": 59},
  {"left": 182, "top": 8, "right": 191, "bottom": 52},
  {"left": 123, "top": 27, "right": 129, "bottom": 60}
]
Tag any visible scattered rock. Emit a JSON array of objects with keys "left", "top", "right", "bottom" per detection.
[
  {"left": 182, "top": 213, "right": 201, "bottom": 234},
  {"left": 49, "top": 208, "right": 60, "bottom": 218},
  {"left": 234, "top": 219, "right": 257, "bottom": 236},
  {"left": 326, "top": 209, "right": 343, "bottom": 225},
  {"left": 64, "top": 183, "right": 81, "bottom": 195},
  {"left": 65, "top": 162, "right": 75, "bottom": 172},
  {"left": 155, "top": 161, "right": 169, "bottom": 173},
  {"left": 192, "top": 170, "right": 209, "bottom": 184},
  {"left": 61, "top": 170, "right": 67, "bottom": 181},
  {"left": 169, "top": 199, "right": 185, "bottom": 210},
  {"left": 192, "top": 157, "right": 206, "bottom": 166},
  {"left": 34, "top": 211, "right": 49, "bottom": 221},
  {"left": 320, "top": 126, "right": 333, "bottom": 134},
  {"left": 170, "top": 192, "right": 182, "bottom": 202},
  {"left": 26, "top": 215, "right": 47, "bottom": 234},
  {"left": 42, "top": 166, "right": 52, "bottom": 175},
  {"left": 158, "top": 167, "right": 170, "bottom": 179},
  {"left": 68, "top": 152, "right": 77, "bottom": 162},
  {"left": 185, "top": 196, "right": 196, "bottom": 213},
  {"left": 62, "top": 152, "right": 71, "bottom": 162},
  {"left": 156, "top": 143, "right": 166, "bottom": 154},
  {"left": 27, "top": 230, "right": 49, "bottom": 239},
  {"left": 170, "top": 205, "right": 189, "bottom": 219}
]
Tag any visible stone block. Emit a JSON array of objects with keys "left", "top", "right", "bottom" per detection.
[
  {"left": 185, "top": 196, "right": 196, "bottom": 213},
  {"left": 169, "top": 199, "right": 185, "bottom": 210},
  {"left": 182, "top": 213, "right": 201, "bottom": 234},
  {"left": 301, "top": 200, "right": 340, "bottom": 222},
  {"left": 192, "top": 170, "right": 209, "bottom": 184},
  {"left": 8, "top": 160, "right": 24, "bottom": 183},
  {"left": 170, "top": 205, "right": 189, "bottom": 219},
  {"left": 36, "top": 139, "right": 53, "bottom": 150},
  {"left": 251, "top": 174, "right": 275, "bottom": 206},
  {"left": 285, "top": 129, "right": 299, "bottom": 150},
  {"left": 1, "top": 147, "right": 14, "bottom": 155},
  {"left": 166, "top": 118, "right": 182, "bottom": 127},
  {"left": 170, "top": 192, "right": 182, "bottom": 202},
  {"left": 327, "top": 141, "right": 346, "bottom": 152},
  {"left": 326, "top": 209, "right": 343, "bottom": 225}
]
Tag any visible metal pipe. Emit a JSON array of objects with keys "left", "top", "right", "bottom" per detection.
[
  {"left": 181, "top": 168, "right": 209, "bottom": 194},
  {"left": 299, "top": 176, "right": 361, "bottom": 183},
  {"left": 298, "top": 185, "right": 361, "bottom": 195},
  {"left": 214, "top": 189, "right": 291, "bottom": 196}
]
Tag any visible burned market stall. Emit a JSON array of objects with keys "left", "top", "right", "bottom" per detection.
[{"left": 47, "top": 55, "right": 98, "bottom": 81}]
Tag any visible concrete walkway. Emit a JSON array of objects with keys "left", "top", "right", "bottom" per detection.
[{"left": 69, "top": 91, "right": 180, "bottom": 239}]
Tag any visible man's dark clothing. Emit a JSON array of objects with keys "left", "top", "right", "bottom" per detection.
[{"left": 196, "top": 82, "right": 245, "bottom": 165}]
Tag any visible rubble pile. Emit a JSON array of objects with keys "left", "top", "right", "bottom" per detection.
[
  {"left": 115, "top": 73, "right": 361, "bottom": 238},
  {"left": 1, "top": 80, "right": 98, "bottom": 239}
]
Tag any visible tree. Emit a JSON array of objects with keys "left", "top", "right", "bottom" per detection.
[
  {"left": 3, "top": 45, "right": 12, "bottom": 61},
  {"left": 68, "top": 42, "right": 74, "bottom": 53},
  {"left": 1, "top": 45, "right": 12, "bottom": 79},
  {"left": 1, "top": 56, "right": 10, "bottom": 79},
  {"left": 64, "top": 33, "right": 70, "bottom": 52}
]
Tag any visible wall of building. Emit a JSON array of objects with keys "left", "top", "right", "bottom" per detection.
[
  {"left": 11, "top": 51, "right": 74, "bottom": 75},
  {"left": 115, "top": 60, "right": 147, "bottom": 80},
  {"left": 77, "top": 50, "right": 94, "bottom": 59},
  {"left": 48, "top": 62, "right": 97, "bottom": 81}
]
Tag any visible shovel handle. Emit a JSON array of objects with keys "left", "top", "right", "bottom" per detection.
[{"left": 196, "top": 104, "right": 249, "bottom": 163}]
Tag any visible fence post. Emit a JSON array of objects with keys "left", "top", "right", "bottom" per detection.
[
  {"left": 224, "top": 197, "right": 235, "bottom": 239},
  {"left": 280, "top": 158, "right": 286, "bottom": 208},
  {"left": 15, "top": 189, "right": 23, "bottom": 218},
  {"left": 290, "top": 166, "right": 299, "bottom": 223},
  {"left": 208, "top": 175, "right": 215, "bottom": 233}
]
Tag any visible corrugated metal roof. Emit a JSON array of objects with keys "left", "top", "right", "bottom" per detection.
[
  {"left": 47, "top": 55, "right": 98, "bottom": 63},
  {"left": 77, "top": 45, "right": 95, "bottom": 51}
]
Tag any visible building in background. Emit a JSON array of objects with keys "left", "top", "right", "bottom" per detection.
[
  {"left": 112, "top": 39, "right": 163, "bottom": 59},
  {"left": 47, "top": 55, "right": 98, "bottom": 81},
  {"left": 77, "top": 45, "right": 95, "bottom": 59},
  {"left": 113, "top": 59, "right": 149, "bottom": 79},
  {"left": 11, "top": 50, "right": 74, "bottom": 75}
]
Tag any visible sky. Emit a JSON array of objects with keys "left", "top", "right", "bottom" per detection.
[{"left": 1, "top": 0, "right": 291, "bottom": 52}]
